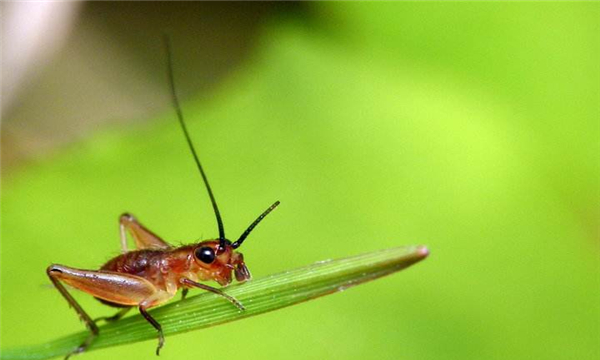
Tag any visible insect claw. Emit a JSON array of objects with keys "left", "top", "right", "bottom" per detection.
[
  {"left": 155, "top": 330, "right": 165, "bottom": 356},
  {"left": 230, "top": 297, "right": 245, "bottom": 311},
  {"left": 214, "top": 289, "right": 244, "bottom": 310},
  {"left": 64, "top": 344, "right": 84, "bottom": 360}
]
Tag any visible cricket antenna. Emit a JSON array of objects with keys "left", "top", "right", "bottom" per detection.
[
  {"left": 232, "top": 201, "right": 280, "bottom": 249},
  {"left": 164, "top": 35, "right": 227, "bottom": 249}
]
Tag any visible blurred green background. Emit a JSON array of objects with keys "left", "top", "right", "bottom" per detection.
[{"left": 2, "top": 2, "right": 599, "bottom": 360}]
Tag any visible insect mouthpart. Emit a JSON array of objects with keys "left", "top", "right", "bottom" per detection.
[{"left": 234, "top": 262, "right": 251, "bottom": 282}]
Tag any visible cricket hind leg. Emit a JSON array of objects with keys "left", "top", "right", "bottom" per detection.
[
  {"left": 47, "top": 264, "right": 168, "bottom": 357},
  {"left": 46, "top": 266, "right": 99, "bottom": 360}
]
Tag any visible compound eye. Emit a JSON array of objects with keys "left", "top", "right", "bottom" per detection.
[{"left": 195, "top": 247, "right": 215, "bottom": 264}]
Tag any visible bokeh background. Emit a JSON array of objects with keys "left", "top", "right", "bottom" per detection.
[{"left": 2, "top": 2, "right": 599, "bottom": 360}]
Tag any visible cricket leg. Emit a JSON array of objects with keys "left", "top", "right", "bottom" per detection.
[
  {"left": 180, "top": 278, "right": 245, "bottom": 310},
  {"left": 119, "top": 213, "right": 172, "bottom": 253},
  {"left": 47, "top": 265, "right": 164, "bottom": 358},
  {"left": 138, "top": 291, "right": 175, "bottom": 355},
  {"left": 180, "top": 288, "right": 189, "bottom": 300},
  {"left": 94, "top": 307, "right": 132, "bottom": 323},
  {"left": 47, "top": 267, "right": 99, "bottom": 360}
]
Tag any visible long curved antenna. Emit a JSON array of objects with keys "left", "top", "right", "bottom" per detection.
[
  {"left": 232, "top": 201, "right": 280, "bottom": 249},
  {"left": 164, "top": 36, "right": 226, "bottom": 247}
]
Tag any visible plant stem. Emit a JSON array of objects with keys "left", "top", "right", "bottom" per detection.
[{"left": 1, "top": 245, "right": 428, "bottom": 360}]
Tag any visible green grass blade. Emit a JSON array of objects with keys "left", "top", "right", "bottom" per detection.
[{"left": 1, "top": 245, "right": 428, "bottom": 360}]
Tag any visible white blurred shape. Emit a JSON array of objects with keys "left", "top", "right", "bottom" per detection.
[{"left": 2, "top": 1, "right": 82, "bottom": 115}]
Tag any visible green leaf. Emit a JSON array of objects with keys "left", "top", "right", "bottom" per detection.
[{"left": 1, "top": 245, "right": 428, "bottom": 360}]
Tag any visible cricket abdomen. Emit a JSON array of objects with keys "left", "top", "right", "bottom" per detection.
[
  {"left": 102, "top": 249, "right": 164, "bottom": 277},
  {"left": 95, "top": 250, "right": 172, "bottom": 308}
]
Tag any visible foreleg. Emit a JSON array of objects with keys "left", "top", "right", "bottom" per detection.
[{"left": 180, "top": 278, "right": 245, "bottom": 310}]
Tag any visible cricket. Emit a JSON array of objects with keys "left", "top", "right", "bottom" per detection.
[{"left": 46, "top": 38, "right": 280, "bottom": 359}]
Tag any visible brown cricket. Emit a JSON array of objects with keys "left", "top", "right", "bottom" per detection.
[{"left": 46, "top": 38, "right": 280, "bottom": 359}]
